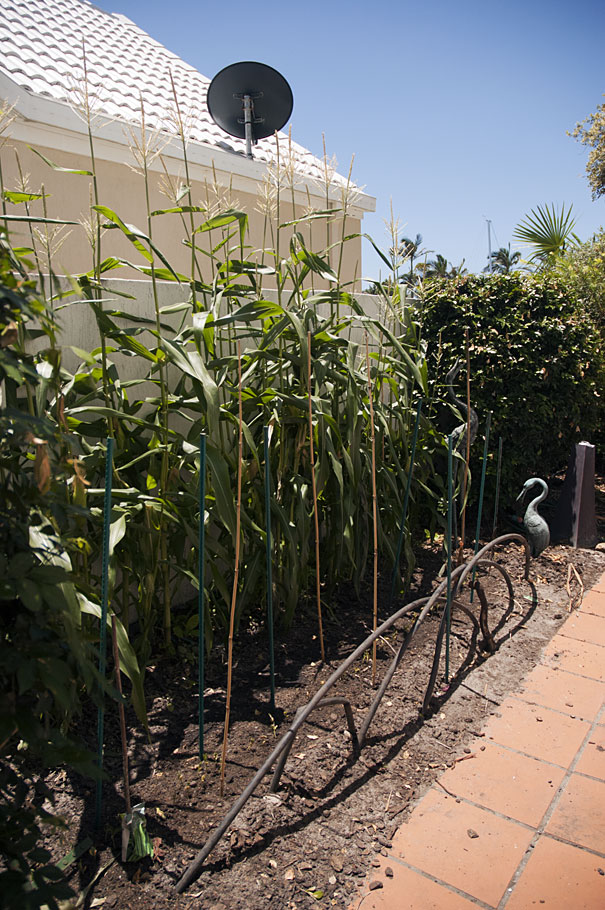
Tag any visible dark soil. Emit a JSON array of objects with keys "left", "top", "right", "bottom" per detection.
[{"left": 43, "top": 483, "right": 605, "bottom": 910}]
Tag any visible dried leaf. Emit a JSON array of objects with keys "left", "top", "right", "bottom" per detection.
[{"left": 34, "top": 443, "right": 51, "bottom": 494}]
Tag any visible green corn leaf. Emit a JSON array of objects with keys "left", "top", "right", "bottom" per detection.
[
  {"left": 206, "top": 443, "right": 237, "bottom": 543},
  {"left": 151, "top": 205, "right": 207, "bottom": 216},
  {"left": 362, "top": 232, "right": 395, "bottom": 271},
  {"left": 3, "top": 190, "right": 48, "bottom": 204},
  {"left": 209, "top": 299, "right": 284, "bottom": 327},
  {"left": 279, "top": 208, "right": 340, "bottom": 228},
  {"left": 28, "top": 145, "right": 94, "bottom": 175},
  {"left": 92, "top": 205, "right": 181, "bottom": 280},
  {"left": 78, "top": 597, "right": 147, "bottom": 727},
  {"left": 193, "top": 209, "right": 248, "bottom": 247},
  {"left": 109, "top": 514, "right": 126, "bottom": 556},
  {"left": 0, "top": 214, "right": 78, "bottom": 224}
]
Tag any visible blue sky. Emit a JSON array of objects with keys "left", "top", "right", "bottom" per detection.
[{"left": 95, "top": 0, "right": 604, "bottom": 280}]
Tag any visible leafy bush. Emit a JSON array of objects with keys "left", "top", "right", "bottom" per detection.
[
  {"left": 554, "top": 229, "right": 605, "bottom": 331},
  {"left": 0, "top": 234, "right": 145, "bottom": 908},
  {"left": 418, "top": 271, "right": 605, "bottom": 509}
]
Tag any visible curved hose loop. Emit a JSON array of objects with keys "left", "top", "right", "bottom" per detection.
[
  {"left": 458, "top": 534, "right": 531, "bottom": 589},
  {"left": 176, "top": 595, "right": 428, "bottom": 894},
  {"left": 422, "top": 542, "right": 528, "bottom": 714},
  {"left": 270, "top": 697, "right": 360, "bottom": 793},
  {"left": 357, "top": 597, "right": 430, "bottom": 749},
  {"left": 472, "top": 559, "right": 515, "bottom": 615}
]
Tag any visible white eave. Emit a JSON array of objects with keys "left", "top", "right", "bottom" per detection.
[{"left": 1, "top": 71, "right": 375, "bottom": 219}]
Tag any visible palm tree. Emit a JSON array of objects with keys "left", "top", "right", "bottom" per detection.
[
  {"left": 449, "top": 259, "right": 468, "bottom": 278},
  {"left": 513, "top": 203, "right": 579, "bottom": 267},
  {"left": 422, "top": 253, "right": 450, "bottom": 279},
  {"left": 484, "top": 245, "right": 521, "bottom": 274},
  {"left": 418, "top": 255, "right": 467, "bottom": 281},
  {"left": 399, "top": 233, "right": 424, "bottom": 280}
]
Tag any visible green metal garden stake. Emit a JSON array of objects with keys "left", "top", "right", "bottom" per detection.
[
  {"left": 470, "top": 412, "right": 491, "bottom": 603},
  {"left": 264, "top": 426, "right": 276, "bottom": 712},
  {"left": 389, "top": 398, "right": 423, "bottom": 607},
  {"left": 95, "top": 435, "right": 114, "bottom": 829},
  {"left": 491, "top": 437, "right": 503, "bottom": 539},
  {"left": 198, "top": 433, "right": 207, "bottom": 760},
  {"left": 445, "top": 434, "right": 453, "bottom": 683}
]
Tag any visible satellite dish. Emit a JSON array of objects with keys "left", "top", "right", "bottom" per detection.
[{"left": 207, "top": 61, "right": 293, "bottom": 160}]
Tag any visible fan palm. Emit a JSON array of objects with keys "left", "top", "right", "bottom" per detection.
[{"left": 513, "top": 203, "right": 579, "bottom": 267}]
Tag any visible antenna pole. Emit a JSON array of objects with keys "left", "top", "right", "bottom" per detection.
[
  {"left": 243, "top": 93, "right": 253, "bottom": 159},
  {"left": 486, "top": 219, "right": 492, "bottom": 273}
]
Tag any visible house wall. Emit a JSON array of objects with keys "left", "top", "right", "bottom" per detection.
[
  {"left": 3, "top": 138, "right": 363, "bottom": 289},
  {"left": 39, "top": 278, "right": 395, "bottom": 376}
]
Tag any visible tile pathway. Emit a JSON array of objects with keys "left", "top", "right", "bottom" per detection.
[{"left": 353, "top": 569, "right": 605, "bottom": 909}]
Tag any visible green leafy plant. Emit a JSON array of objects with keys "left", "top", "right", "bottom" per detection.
[{"left": 419, "top": 271, "right": 605, "bottom": 512}]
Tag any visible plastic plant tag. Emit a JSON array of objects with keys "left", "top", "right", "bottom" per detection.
[{"left": 121, "top": 802, "right": 154, "bottom": 862}]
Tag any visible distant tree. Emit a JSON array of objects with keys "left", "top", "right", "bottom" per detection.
[
  {"left": 417, "top": 254, "right": 467, "bottom": 281},
  {"left": 569, "top": 97, "right": 605, "bottom": 200},
  {"left": 484, "top": 245, "right": 521, "bottom": 274},
  {"left": 513, "top": 203, "right": 579, "bottom": 268},
  {"left": 399, "top": 234, "right": 424, "bottom": 280},
  {"left": 422, "top": 253, "right": 449, "bottom": 279},
  {"left": 449, "top": 259, "right": 468, "bottom": 278}
]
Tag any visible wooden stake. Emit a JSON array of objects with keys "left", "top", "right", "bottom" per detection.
[
  {"left": 307, "top": 331, "right": 325, "bottom": 663},
  {"left": 458, "top": 328, "right": 471, "bottom": 564},
  {"left": 220, "top": 343, "right": 243, "bottom": 797},
  {"left": 365, "top": 334, "right": 379, "bottom": 686}
]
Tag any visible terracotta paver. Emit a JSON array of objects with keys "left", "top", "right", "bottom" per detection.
[
  {"left": 591, "top": 570, "right": 605, "bottom": 594},
  {"left": 353, "top": 858, "right": 480, "bottom": 910},
  {"left": 579, "top": 587, "right": 605, "bottom": 617},
  {"left": 439, "top": 740, "right": 565, "bottom": 826},
  {"left": 482, "top": 696, "right": 590, "bottom": 767},
  {"left": 545, "top": 773, "right": 605, "bottom": 853},
  {"left": 356, "top": 569, "right": 605, "bottom": 910},
  {"left": 505, "top": 836, "right": 605, "bottom": 909},
  {"left": 575, "top": 728, "right": 605, "bottom": 780},
  {"left": 515, "top": 663, "right": 605, "bottom": 722},
  {"left": 390, "top": 787, "right": 533, "bottom": 906},
  {"left": 559, "top": 610, "right": 605, "bottom": 646},
  {"left": 543, "top": 634, "right": 605, "bottom": 682}
]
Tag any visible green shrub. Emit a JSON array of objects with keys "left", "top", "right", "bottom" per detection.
[
  {"left": 418, "top": 271, "right": 605, "bottom": 511},
  {"left": 554, "top": 229, "right": 605, "bottom": 331}
]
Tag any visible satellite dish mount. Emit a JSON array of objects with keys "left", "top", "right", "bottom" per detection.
[
  {"left": 236, "top": 91, "right": 264, "bottom": 158},
  {"left": 207, "top": 62, "right": 294, "bottom": 161}
]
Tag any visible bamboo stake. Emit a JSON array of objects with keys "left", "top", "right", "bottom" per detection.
[
  {"left": 219, "top": 344, "right": 243, "bottom": 797},
  {"left": 458, "top": 328, "right": 471, "bottom": 564},
  {"left": 365, "top": 334, "right": 379, "bottom": 686},
  {"left": 307, "top": 331, "right": 325, "bottom": 663}
]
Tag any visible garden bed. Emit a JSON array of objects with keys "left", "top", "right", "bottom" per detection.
[{"left": 44, "top": 530, "right": 605, "bottom": 910}]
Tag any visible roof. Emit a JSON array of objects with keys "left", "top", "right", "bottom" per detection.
[{"left": 0, "top": 0, "right": 374, "bottom": 211}]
